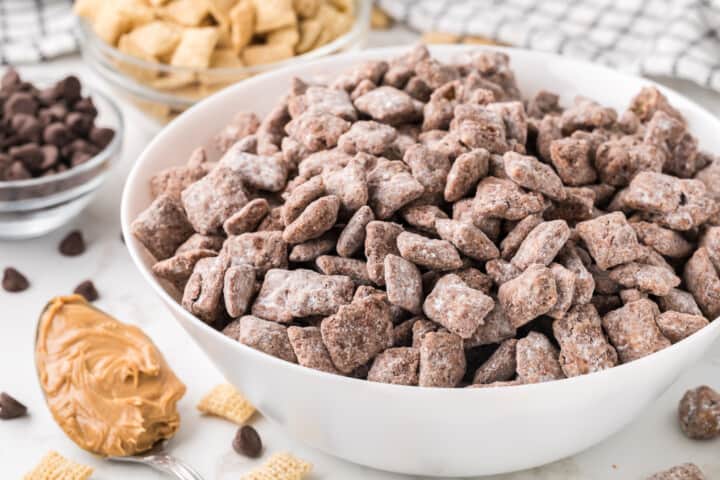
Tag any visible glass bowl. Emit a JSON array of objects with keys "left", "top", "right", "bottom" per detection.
[
  {"left": 0, "top": 81, "right": 123, "bottom": 240},
  {"left": 77, "top": 0, "right": 372, "bottom": 124}
]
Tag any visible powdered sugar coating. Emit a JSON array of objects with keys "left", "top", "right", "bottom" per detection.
[
  {"left": 516, "top": 332, "right": 564, "bottom": 384},
  {"left": 423, "top": 274, "right": 494, "bottom": 339},
  {"left": 602, "top": 299, "right": 671, "bottom": 363},
  {"left": 368, "top": 347, "right": 420, "bottom": 385},
  {"left": 552, "top": 304, "right": 618, "bottom": 377}
]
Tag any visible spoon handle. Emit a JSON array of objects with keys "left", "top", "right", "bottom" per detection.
[{"left": 143, "top": 452, "right": 205, "bottom": 480}]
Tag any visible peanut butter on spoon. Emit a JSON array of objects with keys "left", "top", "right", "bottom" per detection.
[{"left": 35, "top": 295, "right": 186, "bottom": 457}]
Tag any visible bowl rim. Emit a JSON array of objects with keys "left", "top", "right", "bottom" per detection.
[
  {"left": 76, "top": 0, "right": 372, "bottom": 77},
  {"left": 121, "top": 43, "right": 720, "bottom": 395},
  {"left": 0, "top": 80, "right": 124, "bottom": 192}
]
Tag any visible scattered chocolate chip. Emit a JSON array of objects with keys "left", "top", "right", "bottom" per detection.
[
  {"left": 59, "top": 230, "right": 86, "bottom": 256},
  {"left": 232, "top": 425, "right": 262, "bottom": 458},
  {"left": 73, "top": 280, "right": 99, "bottom": 302},
  {"left": 2, "top": 267, "right": 29, "bottom": 292},
  {"left": 0, "top": 392, "right": 27, "bottom": 419}
]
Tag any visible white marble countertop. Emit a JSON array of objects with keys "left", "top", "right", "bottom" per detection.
[{"left": 3, "top": 27, "right": 720, "bottom": 480}]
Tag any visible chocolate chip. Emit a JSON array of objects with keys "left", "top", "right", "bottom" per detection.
[
  {"left": 0, "top": 392, "right": 27, "bottom": 420},
  {"left": 73, "top": 280, "right": 99, "bottom": 301},
  {"left": 65, "top": 112, "right": 92, "bottom": 136},
  {"left": 89, "top": 127, "right": 115, "bottom": 149},
  {"left": 73, "top": 97, "right": 97, "bottom": 117},
  {"left": 40, "top": 145, "right": 59, "bottom": 171},
  {"left": 2, "top": 268, "right": 29, "bottom": 292},
  {"left": 54, "top": 76, "right": 82, "bottom": 103},
  {"left": 59, "top": 230, "right": 86, "bottom": 256},
  {"left": 4, "top": 92, "right": 37, "bottom": 117},
  {"left": 5, "top": 161, "right": 30, "bottom": 180},
  {"left": 232, "top": 426, "right": 262, "bottom": 458},
  {"left": 39, "top": 104, "right": 67, "bottom": 125},
  {"left": 71, "top": 151, "right": 93, "bottom": 167},
  {"left": 1, "top": 69, "right": 20, "bottom": 89},
  {"left": 11, "top": 114, "right": 41, "bottom": 141},
  {"left": 43, "top": 122, "right": 71, "bottom": 147},
  {"left": 9, "top": 143, "right": 44, "bottom": 171}
]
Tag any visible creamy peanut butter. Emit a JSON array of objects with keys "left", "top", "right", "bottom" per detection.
[{"left": 35, "top": 295, "right": 186, "bottom": 457}]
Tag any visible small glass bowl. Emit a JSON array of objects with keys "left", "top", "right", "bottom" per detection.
[
  {"left": 77, "top": 0, "right": 372, "bottom": 124},
  {"left": 0, "top": 81, "right": 123, "bottom": 240}
]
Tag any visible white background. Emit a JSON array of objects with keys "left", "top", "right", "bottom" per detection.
[{"left": 2, "top": 26, "right": 720, "bottom": 480}]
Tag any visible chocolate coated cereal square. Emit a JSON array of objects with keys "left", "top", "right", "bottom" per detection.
[
  {"left": 368, "top": 347, "right": 420, "bottom": 385},
  {"left": 423, "top": 274, "right": 494, "bottom": 339}
]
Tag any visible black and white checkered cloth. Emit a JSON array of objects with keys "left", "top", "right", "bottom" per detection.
[
  {"left": 0, "top": 0, "right": 76, "bottom": 64},
  {"left": 377, "top": 0, "right": 720, "bottom": 92}
]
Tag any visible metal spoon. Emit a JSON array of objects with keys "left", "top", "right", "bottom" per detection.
[
  {"left": 107, "top": 440, "right": 203, "bottom": 479},
  {"left": 34, "top": 300, "right": 204, "bottom": 480}
]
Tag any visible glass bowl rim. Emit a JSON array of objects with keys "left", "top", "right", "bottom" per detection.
[
  {"left": 0, "top": 80, "right": 124, "bottom": 192},
  {"left": 76, "top": 0, "right": 372, "bottom": 78}
]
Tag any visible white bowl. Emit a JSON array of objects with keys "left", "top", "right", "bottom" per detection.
[{"left": 121, "top": 45, "right": 720, "bottom": 477}]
